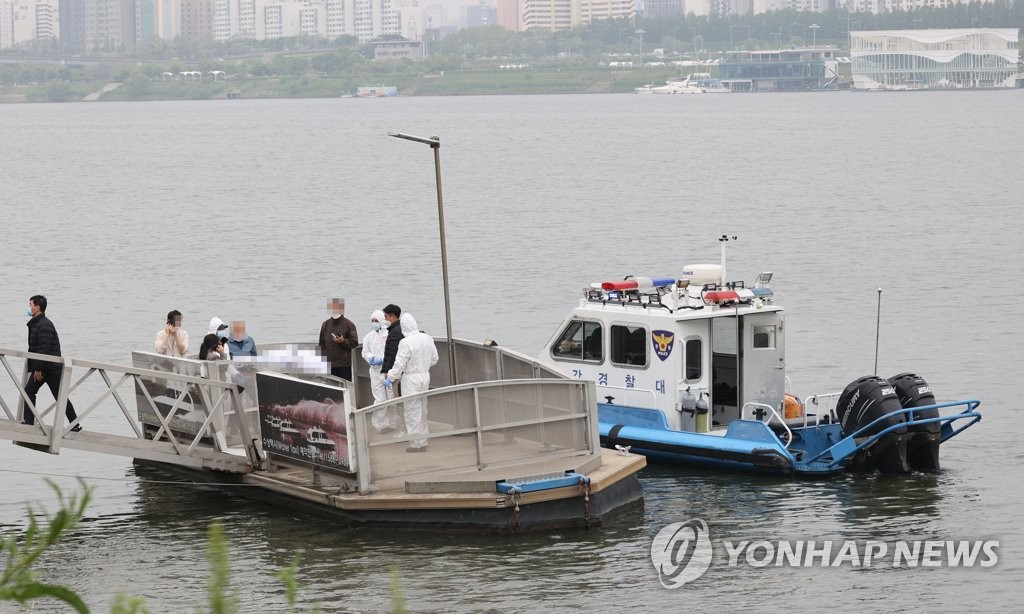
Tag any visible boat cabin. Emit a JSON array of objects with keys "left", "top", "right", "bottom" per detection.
[{"left": 541, "top": 265, "right": 785, "bottom": 433}]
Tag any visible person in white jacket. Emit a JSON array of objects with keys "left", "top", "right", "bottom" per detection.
[
  {"left": 361, "top": 309, "right": 396, "bottom": 434},
  {"left": 207, "top": 317, "right": 230, "bottom": 358},
  {"left": 385, "top": 313, "right": 438, "bottom": 452}
]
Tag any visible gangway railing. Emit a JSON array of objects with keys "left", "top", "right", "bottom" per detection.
[
  {"left": 0, "top": 347, "right": 261, "bottom": 473},
  {"left": 350, "top": 379, "right": 598, "bottom": 495}
]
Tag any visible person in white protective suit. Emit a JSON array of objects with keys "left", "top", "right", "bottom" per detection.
[
  {"left": 384, "top": 313, "right": 438, "bottom": 452},
  {"left": 361, "top": 309, "right": 397, "bottom": 434}
]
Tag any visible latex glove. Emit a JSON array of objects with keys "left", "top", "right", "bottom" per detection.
[
  {"left": 369, "top": 356, "right": 382, "bottom": 366},
  {"left": 383, "top": 378, "right": 393, "bottom": 389}
]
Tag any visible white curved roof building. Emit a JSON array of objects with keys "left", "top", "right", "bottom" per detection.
[{"left": 851, "top": 28, "right": 1020, "bottom": 90}]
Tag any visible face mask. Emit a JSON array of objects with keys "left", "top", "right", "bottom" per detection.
[
  {"left": 331, "top": 313, "right": 342, "bottom": 319},
  {"left": 372, "top": 322, "right": 381, "bottom": 331},
  {"left": 25, "top": 307, "right": 33, "bottom": 317}
]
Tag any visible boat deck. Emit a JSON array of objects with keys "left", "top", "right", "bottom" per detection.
[{"left": 249, "top": 448, "right": 644, "bottom": 511}]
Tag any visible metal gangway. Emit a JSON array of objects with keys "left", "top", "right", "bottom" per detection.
[
  {"left": 2, "top": 338, "right": 596, "bottom": 488},
  {"left": 0, "top": 347, "right": 262, "bottom": 474}
]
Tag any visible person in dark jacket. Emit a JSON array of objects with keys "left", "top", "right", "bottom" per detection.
[
  {"left": 379, "top": 304, "right": 404, "bottom": 388},
  {"left": 23, "top": 295, "right": 81, "bottom": 430},
  {"left": 318, "top": 298, "right": 358, "bottom": 380}
]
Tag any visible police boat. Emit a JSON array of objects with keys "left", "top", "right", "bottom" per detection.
[{"left": 537, "top": 245, "right": 981, "bottom": 476}]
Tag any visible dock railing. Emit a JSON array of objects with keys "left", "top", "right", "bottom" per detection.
[
  {"left": 0, "top": 347, "right": 261, "bottom": 472},
  {"left": 350, "top": 378, "right": 598, "bottom": 495},
  {"left": 350, "top": 337, "right": 564, "bottom": 408}
]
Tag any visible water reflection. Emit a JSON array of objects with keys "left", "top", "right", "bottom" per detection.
[
  {"left": 637, "top": 463, "right": 948, "bottom": 545},
  {"left": 123, "top": 464, "right": 651, "bottom": 610}
]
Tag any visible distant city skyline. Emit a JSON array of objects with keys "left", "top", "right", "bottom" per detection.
[{"left": 0, "top": 0, "right": 1010, "bottom": 51}]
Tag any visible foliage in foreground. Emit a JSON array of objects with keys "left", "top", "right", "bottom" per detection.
[
  {"left": 0, "top": 484, "right": 352, "bottom": 613},
  {"left": 0, "top": 480, "right": 92, "bottom": 613}
]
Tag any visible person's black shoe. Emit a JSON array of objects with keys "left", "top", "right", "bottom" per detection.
[{"left": 70, "top": 424, "right": 83, "bottom": 433}]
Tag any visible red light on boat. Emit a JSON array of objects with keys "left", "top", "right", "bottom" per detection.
[
  {"left": 601, "top": 280, "right": 639, "bottom": 291},
  {"left": 704, "top": 290, "right": 739, "bottom": 302}
]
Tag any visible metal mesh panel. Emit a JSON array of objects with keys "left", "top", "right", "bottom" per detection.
[
  {"left": 449, "top": 340, "right": 500, "bottom": 384},
  {"left": 131, "top": 351, "right": 221, "bottom": 442},
  {"left": 205, "top": 361, "right": 260, "bottom": 447}
]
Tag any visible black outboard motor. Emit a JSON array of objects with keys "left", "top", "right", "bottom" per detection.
[
  {"left": 836, "top": 376, "right": 909, "bottom": 474},
  {"left": 888, "top": 373, "right": 941, "bottom": 471}
]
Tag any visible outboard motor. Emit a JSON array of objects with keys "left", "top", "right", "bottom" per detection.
[
  {"left": 836, "top": 376, "right": 909, "bottom": 474},
  {"left": 888, "top": 373, "right": 941, "bottom": 471}
]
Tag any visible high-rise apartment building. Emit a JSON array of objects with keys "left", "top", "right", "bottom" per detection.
[
  {"left": 495, "top": 0, "right": 521, "bottom": 31},
  {"left": 181, "top": 0, "right": 212, "bottom": 39},
  {"left": 644, "top": 0, "right": 682, "bottom": 17},
  {"left": 522, "top": 0, "right": 633, "bottom": 31},
  {"left": 1, "top": 0, "right": 59, "bottom": 49},
  {"left": 154, "top": 0, "right": 179, "bottom": 40},
  {"left": 58, "top": 0, "right": 134, "bottom": 53},
  {"left": 136, "top": 0, "right": 156, "bottom": 45}
]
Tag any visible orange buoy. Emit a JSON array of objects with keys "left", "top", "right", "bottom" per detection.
[{"left": 784, "top": 393, "right": 803, "bottom": 419}]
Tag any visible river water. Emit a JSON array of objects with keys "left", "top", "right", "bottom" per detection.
[{"left": 1, "top": 92, "right": 1022, "bottom": 612}]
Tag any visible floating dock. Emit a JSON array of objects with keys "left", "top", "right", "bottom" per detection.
[{"left": 1, "top": 340, "right": 645, "bottom": 533}]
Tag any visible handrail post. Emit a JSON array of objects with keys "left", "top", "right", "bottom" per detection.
[
  {"left": 473, "top": 387, "right": 484, "bottom": 469},
  {"left": 354, "top": 404, "right": 372, "bottom": 494},
  {"left": 227, "top": 384, "right": 262, "bottom": 469},
  {"left": 48, "top": 358, "right": 73, "bottom": 453},
  {"left": 15, "top": 357, "right": 29, "bottom": 424},
  {"left": 585, "top": 381, "right": 599, "bottom": 453}
]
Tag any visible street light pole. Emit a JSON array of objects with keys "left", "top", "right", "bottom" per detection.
[
  {"left": 387, "top": 132, "right": 457, "bottom": 385},
  {"left": 809, "top": 23, "right": 819, "bottom": 49},
  {"left": 636, "top": 29, "right": 645, "bottom": 67}
]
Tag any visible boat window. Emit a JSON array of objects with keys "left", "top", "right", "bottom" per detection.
[
  {"left": 685, "top": 338, "right": 702, "bottom": 381},
  {"left": 712, "top": 317, "right": 739, "bottom": 355},
  {"left": 610, "top": 324, "right": 648, "bottom": 368},
  {"left": 550, "top": 320, "right": 603, "bottom": 363},
  {"left": 752, "top": 325, "right": 776, "bottom": 349}
]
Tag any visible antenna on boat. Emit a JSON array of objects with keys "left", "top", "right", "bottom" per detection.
[
  {"left": 874, "top": 287, "right": 882, "bottom": 375},
  {"left": 718, "top": 234, "right": 736, "bottom": 284}
]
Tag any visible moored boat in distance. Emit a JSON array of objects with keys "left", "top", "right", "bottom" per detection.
[
  {"left": 633, "top": 76, "right": 708, "bottom": 94},
  {"left": 689, "top": 72, "right": 730, "bottom": 93},
  {"left": 649, "top": 78, "right": 705, "bottom": 94},
  {"left": 537, "top": 238, "right": 981, "bottom": 476}
]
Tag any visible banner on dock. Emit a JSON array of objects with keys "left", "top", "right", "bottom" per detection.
[{"left": 256, "top": 372, "right": 352, "bottom": 473}]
